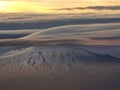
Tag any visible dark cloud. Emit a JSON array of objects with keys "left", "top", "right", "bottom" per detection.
[
  {"left": 53, "top": 6, "right": 120, "bottom": 11},
  {"left": 91, "top": 37, "right": 120, "bottom": 40},
  {"left": 0, "top": 17, "right": 120, "bottom": 30}
]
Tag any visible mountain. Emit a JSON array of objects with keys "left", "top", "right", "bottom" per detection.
[{"left": 0, "top": 46, "right": 119, "bottom": 72}]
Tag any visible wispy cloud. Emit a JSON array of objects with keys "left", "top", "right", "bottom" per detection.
[
  {"left": 53, "top": 6, "right": 120, "bottom": 11},
  {"left": 0, "top": 16, "right": 120, "bottom": 30}
]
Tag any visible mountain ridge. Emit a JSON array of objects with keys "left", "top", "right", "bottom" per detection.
[{"left": 0, "top": 46, "right": 119, "bottom": 72}]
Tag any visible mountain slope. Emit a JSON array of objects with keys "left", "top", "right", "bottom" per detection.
[{"left": 0, "top": 46, "right": 119, "bottom": 72}]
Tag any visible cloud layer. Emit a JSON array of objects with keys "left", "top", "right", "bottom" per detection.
[
  {"left": 53, "top": 6, "right": 120, "bottom": 11},
  {"left": 0, "top": 13, "right": 120, "bottom": 30}
]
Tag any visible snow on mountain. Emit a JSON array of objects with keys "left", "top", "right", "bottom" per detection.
[{"left": 0, "top": 46, "right": 119, "bottom": 72}]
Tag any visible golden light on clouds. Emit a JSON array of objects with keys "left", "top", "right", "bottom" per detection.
[
  {"left": 0, "top": 0, "right": 119, "bottom": 13},
  {"left": 0, "top": 1, "right": 51, "bottom": 13},
  {"left": 0, "top": 1, "right": 17, "bottom": 12}
]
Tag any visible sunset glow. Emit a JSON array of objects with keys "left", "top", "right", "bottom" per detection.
[
  {"left": 0, "top": 1, "right": 51, "bottom": 13},
  {"left": 0, "top": 0, "right": 119, "bottom": 13}
]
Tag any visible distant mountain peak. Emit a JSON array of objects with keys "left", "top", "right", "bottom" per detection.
[{"left": 0, "top": 46, "right": 120, "bottom": 71}]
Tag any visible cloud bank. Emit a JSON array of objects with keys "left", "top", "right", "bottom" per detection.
[
  {"left": 0, "top": 16, "right": 120, "bottom": 30},
  {"left": 53, "top": 6, "right": 120, "bottom": 11}
]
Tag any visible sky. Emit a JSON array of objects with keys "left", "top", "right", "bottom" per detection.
[{"left": 0, "top": 0, "right": 120, "bottom": 13}]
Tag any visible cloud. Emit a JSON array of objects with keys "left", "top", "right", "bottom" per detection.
[
  {"left": 1, "top": 17, "right": 120, "bottom": 30},
  {"left": 91, "top": 37, "right": 120, "bottom": 40},
  {"left": 53, "top": 6, "right": 120, "bottom": 11},
  {"left": 0, "top": 13, "right": 120, "bottom": 30}
]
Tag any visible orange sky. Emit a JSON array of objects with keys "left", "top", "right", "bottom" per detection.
[{"left": 0, "top": 0, "right": 120, "bottom": 13}]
